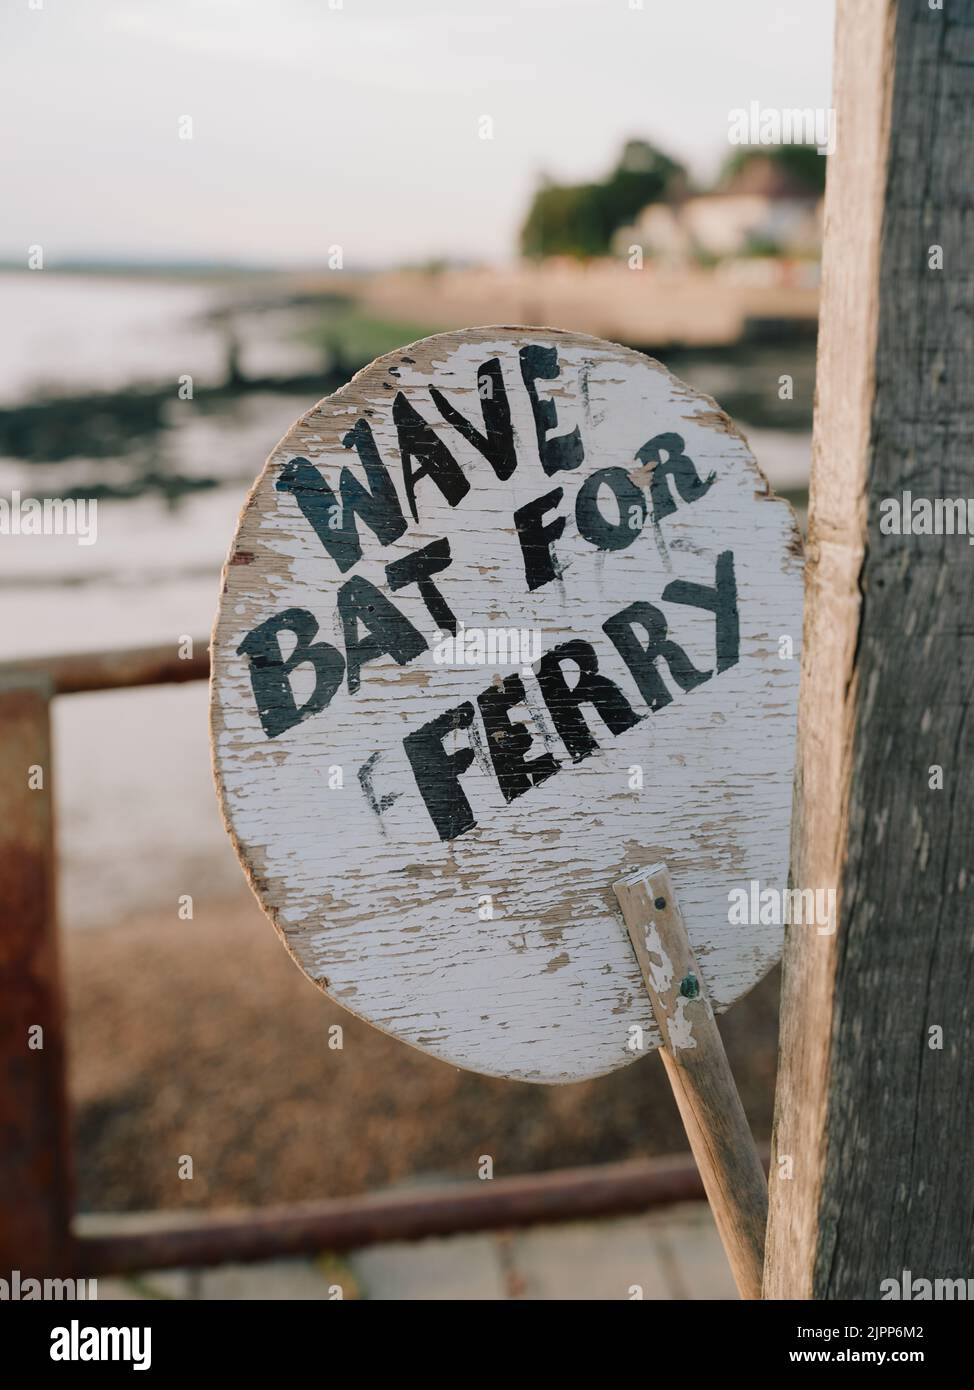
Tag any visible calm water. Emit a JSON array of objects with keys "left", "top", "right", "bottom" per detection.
[
  {"left": 0, "top": 271, "right": 812, "bottom": 928},
  {"left": 1, "top": 272, "right": 321, "bottom": 924}
]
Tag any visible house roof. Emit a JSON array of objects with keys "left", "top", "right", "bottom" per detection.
[{"left": 715, "top": 154, "right": 820, "bottom": 200}]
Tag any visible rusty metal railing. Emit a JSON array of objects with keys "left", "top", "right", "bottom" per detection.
[{"left": 0, "top": 640, "right": 711, "bottom": 1280}]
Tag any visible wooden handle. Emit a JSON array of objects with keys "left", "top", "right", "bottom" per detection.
[{"left": 613, "top": 863, "right": 768, "bottom": 1300}]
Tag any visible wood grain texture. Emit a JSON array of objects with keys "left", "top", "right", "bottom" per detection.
[
  {"left": 0, "top": 678, "right": 74, "bottom": 1276},
  {"left": 615, "top": 864, "right": 768, "bottom": 1299},
  {"left": 211, "top": 327, "right": 802, "bottom": 1083},
  {"left": 765, "top": 0, "right": 974, "bottom": 1298}
]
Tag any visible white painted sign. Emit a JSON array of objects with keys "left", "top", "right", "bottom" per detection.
[{"left": 211, "top": 328, "right": 803, "bottom": 1083}]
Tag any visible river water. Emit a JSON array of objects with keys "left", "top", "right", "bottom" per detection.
[{"left": 0, "top": 271, "right": 812, "bottom": 927}]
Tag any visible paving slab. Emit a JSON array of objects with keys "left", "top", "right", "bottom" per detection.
[
  {"left": 80, "top": 1201, "right": 734, "bottom": 1301},
  {"left": 647, "top": 1207, "right": 739, "bottom": 1299},
  {"left": 94, "top": 1269, "right": 196, "bottom": 1301},
  {"left": 197, "top": 1255, "right": 356, "bottom": 1301},
  {"left": 503, "top": 1217, "right": 674, "bottom": 1300},
  {"left": 349, "top": 1234, "right": 507, "bottom": 1301}
]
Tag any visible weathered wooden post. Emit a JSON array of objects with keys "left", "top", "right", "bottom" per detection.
[
  {"left": 764, "top": 0, "right": 974, "bottom": 1298},
  {"left": 614, "top": 864, "right": 769, "bottom": 1299},
  {"left": 212, "top": 326, "right": 803, "bottom": 1297},
  {"left": 0, "top": 676, "right": 75, "bottom": 1277}
]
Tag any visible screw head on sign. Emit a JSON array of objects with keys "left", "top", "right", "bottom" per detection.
[
  {"left": 654, "top": 896, "right": 666, "bottom": 910},
  {"left": 679, "top": 973, "right": 700, "bottom": 999}
]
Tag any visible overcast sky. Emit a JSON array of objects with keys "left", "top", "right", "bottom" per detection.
[{"left": 2, "top": 0, "right": 835, "bottom": 268}]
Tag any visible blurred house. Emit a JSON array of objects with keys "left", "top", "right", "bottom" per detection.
[{"left": 617, "top": 154, "right": 823, "bottom": 264}]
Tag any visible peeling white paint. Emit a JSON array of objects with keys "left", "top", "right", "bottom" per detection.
[
  {"left": 210, "top": 327, "right": 803, "bottom": 1083},
  {"left": 643, "top": 923, "right": 675, "bottom": 995},
  {"left": 667, "top": 996, "right": 699, "bottom": 1051}
]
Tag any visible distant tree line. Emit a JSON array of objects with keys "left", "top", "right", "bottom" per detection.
[{"left": 520, "top": 139, "right": 826, "bottom": 261}]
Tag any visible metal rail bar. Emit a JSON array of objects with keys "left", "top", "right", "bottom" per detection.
[
  {"left": 74, "top": 1154, "right": 716, "bottom": 1275},
  {"left": 0, "top": 646, "right": 725, "bottom": 1278},
  {"left": 0, "top": 641, "right": 211, "bottom": 695}
]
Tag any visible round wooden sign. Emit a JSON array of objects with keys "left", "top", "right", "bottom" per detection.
[{"left": 211, "top": 327, "right": 802, "bottom": 1083}]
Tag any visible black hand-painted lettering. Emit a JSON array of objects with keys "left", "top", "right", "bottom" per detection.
[
  {"left": 575, "top": 466, "right": 647, "bottom": 551},
  {"left": 238, "top": 607, "right": 345, "bottom": 739},
  {"left": 429, "top": 357, "right": 517, "bottom": 481},
  {"left": 662, "top": 550, "right": 739, "bottom": 672},
  {"left": 403, "top": 703, "right": 477, "bottom": 841},
  {"left": 536, "top": 639, "right": 641, "bottom": 762},
  {"left": 477, "top": 673, "right": 560, "bottom": 802},
  {"left": 519, "top": 344, "right": 585, "bottom": 476},
  {"left": 385, "top": 537, "right": 458, "bottom": 636},
  {"left": 514, "top": 487, "right": 565, "bottom": 591},
  {"left": 337, "top": 575, "right": 427, "bottom": 694},
  {"left": 602, "top": 603, "right": 710, "bottom": 713},
  {"left": 358, "top": 750, "right": 401, "bottom": 818},
  {"left": 636, "top": 431, "right": 715, "bottom": 521},
  {"left": 393, "top": 391, "right": 471, "bottom": 523},
  {"left": 275, "top": 418, "right": 406, "bottom": 574}
]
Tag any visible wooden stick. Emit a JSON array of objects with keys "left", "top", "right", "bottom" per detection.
[{"left": 613, "top": 862, "right": 768, "bottom": 1300}]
